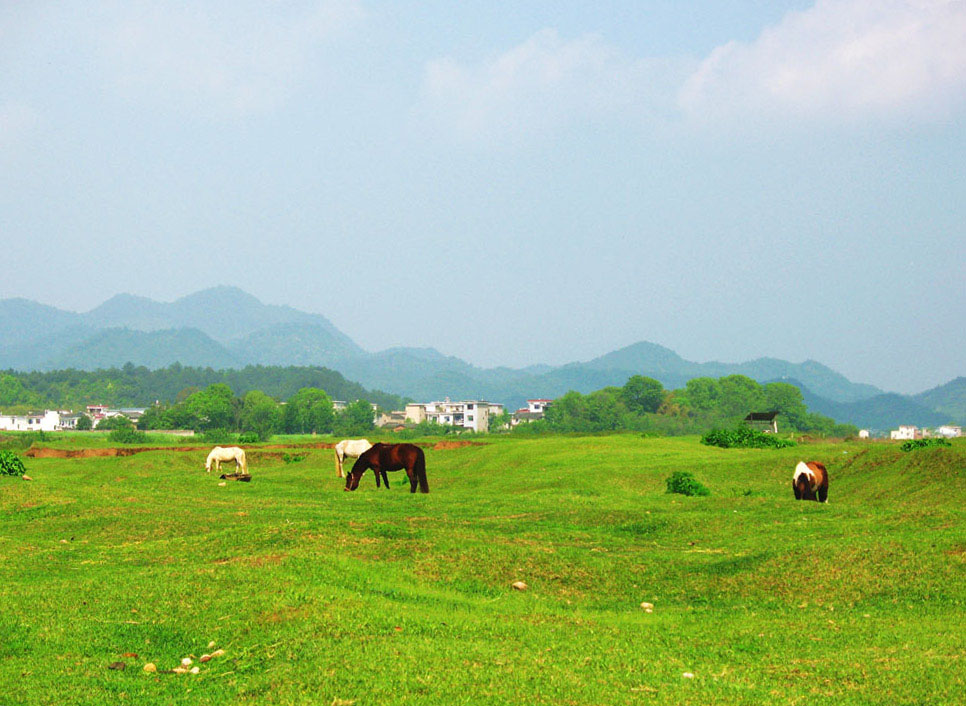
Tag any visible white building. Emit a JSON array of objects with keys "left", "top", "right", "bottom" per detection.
[
  {"left": 404, "top": 399, "right": 502, "bottom": 433},
  {"left": 890, "top": 425, "right": 920, "bottom": 440},
  {"left": 936, "top": 425, "right": 962, "bottom": 438},
  {"left": 527, "top": 399, "right": 552, "bottom": 414},
  {"left": 858, "top": 429, "right": 870, "bottom": 439},
  {"left": 0, "top": 409, "right": 75, "bottom": 432}
]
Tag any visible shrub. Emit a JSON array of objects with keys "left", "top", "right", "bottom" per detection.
[
  {"left": 201, "top": 428, "right": 236, "bottom": 444},
  {"left": 701, "top": 426, "right": 796, "bottom": 449},
  {"left": 238, "top": 431, "right": 260, "bottom": 444},
  {"left": 665, "top": 471, "right": 710, "bottom": 497},
  {"left": 108, "top": 427, "right": 147, "bottom": 444},
  {"left": 900, "top": 438, "right": 952, "bottom": 452},
  {"left": 281, "top": 453, "right": 307, "bottom": 464},
  {"left": 0, "top": 450, "right": 27, "bottom": 476}
]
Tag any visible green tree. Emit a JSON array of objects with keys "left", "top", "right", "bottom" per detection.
[
  {"left": 75, "top": 414, "right": 93, "bottom": 431},
  {"left": 283, "top": 387, "right": 334, "bottom": 434},
  {"left": 717, "top": 375, "right": 766, "bottom": 420},
  {"left": 621, "top": 375, "right": 665, "bottom": 414},
  {"left": 96, "top": 414, "right": 134, "bottom": 430},
  {"left": 333, "top": 399, "right": 374, "bottom": 436},
  {"left": 239, "top": 390, "right": 282, "bottom": 441},
  {"left": 682, "top": 377, "right": 721, "bottom": 412},
  {"left": 185, "top": 384, "right": 235, "bottom": 430},
  {"left": 764, "top": 382, "right": 809, "bottom": 431}
]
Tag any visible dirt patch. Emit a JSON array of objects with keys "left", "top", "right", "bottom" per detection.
[
  {"left": 431, "top": 440, "right": 487, "bottom": 450},
  {"left": 25, "top": 442, "right": 335, "bottom": 459}
]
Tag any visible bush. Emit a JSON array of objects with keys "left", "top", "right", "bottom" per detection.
[
  {"left": 238, "top": 431, "right": 260, "bottom": 444},
  {"left": 900, "top": 438, "right": 952, "bottom": 452},
  {"left": 201, "top": 428, "right": 236, "bottom": 444},
  {"left": 0, "top": 450, "right": 27, "bottom": 476},
  {"left": 701, "top": 426, "right": 796, "bottom": 449},
  {"left": 108, "top": 427, "right": 148, "bottom": 444},
  {"left": 665, "top": 471, "right": 710, "bottom": 496}
]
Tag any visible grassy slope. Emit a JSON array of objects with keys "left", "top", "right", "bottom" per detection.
[{"left": 0, "top": 436, "right": 963, "bottom": 705}]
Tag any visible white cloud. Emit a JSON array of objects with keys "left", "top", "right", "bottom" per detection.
[
  {"left": 679, "top": 0, "right": 966, "bottom": 123},
  {"left": 100, "top": 0, "right": 365, "bottom": 117},
  {"left": 420, "top": 1, "right": 966, "bottom": 141},
  {"left": 419, "top": 29, "right": 685, "bottom": 142}
]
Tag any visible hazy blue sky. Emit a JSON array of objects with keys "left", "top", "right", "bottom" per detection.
[{"left": 1, "top": 1, "right": 963, "bottom": 393}]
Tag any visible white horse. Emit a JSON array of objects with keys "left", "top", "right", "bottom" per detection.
[
  {"left": 334, "top": 439, "right": 373, "bottom": 478},
  {"left": 205, "top": 446, "right": 248, "bottom": 475}
]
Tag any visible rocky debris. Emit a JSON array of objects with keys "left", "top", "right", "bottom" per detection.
[
  {"left": 640, "top": 602, "right": 654, "bottom": 613},
  {"left": 107, "top": 662, "right": 126, "bottom": 670},
  {"left": 511, "top": 581, "right": 528, "bottom": 591},
  {"left": 143, "top": 663, "right": 157, "bottom": 673}
]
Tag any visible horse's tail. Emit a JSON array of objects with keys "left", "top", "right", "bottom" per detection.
[{"left": 414, "top": 447, "right": 429, "bottom": 494}]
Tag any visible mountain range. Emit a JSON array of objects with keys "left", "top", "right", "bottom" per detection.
[{"left": 1, "top": 287, "right": 962, "bottom": 428}]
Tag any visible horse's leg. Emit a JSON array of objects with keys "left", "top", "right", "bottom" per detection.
[
  {"left": 382, "top": 470, "right": 390, "bottom": 489},
  {"left": 818, "top": 485, "right": 828, "bottom": 503},
  {"left": 407, "top": 465, "right": 417, "bottom": 493},
  {"left": 374, "top": 467, "right": 382, "bottom": 488}
]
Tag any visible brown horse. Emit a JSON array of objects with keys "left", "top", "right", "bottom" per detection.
[
  {"left": 793, "top": 461, "right": 829, "bottom": 502},
  {"left": 345, "top": 443, "right": 429, "bottom": 494}
]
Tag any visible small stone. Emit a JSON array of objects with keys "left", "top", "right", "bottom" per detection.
[
  {"left": 209, "top": 649, "right": 225, "bottom": 658},
  {"left": 173, "top": 666, "right": 189, "bottom": 674},
  {"left": 640, "top": 602, "right": 654, "bottom": 611},
  {"left": 208, "top": 641, "right": 216, "bottom": 649},
  {"left": 143, "top": 663, "right": 157, "bottom": 673},
  {"left": 181, "top": 657, "right": 192, "bottom": 667},
  {"left": 121, "top": 652, "right": 138, "bottom": 658},
  {"left": 200, "top": 654, "right": 212, "bottom": 663},
  {"left": 60, "top": 539, "right": 68, "bottom": 544},
  {"left": 22, "top": 475, "right": 32, "bottom": 481},
  {"left": 682, "top": 672, "right": 694, "bottom": 679},
  {"left": 511, "top": 581, "right": 528, "bottom": 591},
  {"left": 107, "top": 661, "right": 126, "bottom": 670},
  {"left": 190, "top": 666, "right": 200, "bottom": 674},
  {"left": 218, "top": 482, "right": 227, "bottom": 487}
]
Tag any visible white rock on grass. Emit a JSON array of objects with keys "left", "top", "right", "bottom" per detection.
[
  {"left": 511, "top": 581, "right": 528, "bottom": 591},
  {"left": 181, "top": 657, "right": 192, "bottom": 667},
  {"left": 640, "top": 602, "right": 654, "bottom": 612},
  {"left": 682, "top": 672, "right": 694, "bottom": 679}
]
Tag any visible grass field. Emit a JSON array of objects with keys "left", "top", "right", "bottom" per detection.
[{"left": 1, "top": 435, "right": 964, "bottom": 705}]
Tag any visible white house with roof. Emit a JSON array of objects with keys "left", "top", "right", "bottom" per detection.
[
  {"left": 890, "top": 425, "right": 920, "bottom": 440},
  {"left": 936, "top": 425, "right": 962, "bottom": 438},
  {"left": 0, "top": 409, "right": 78, "bottom": 432},
  {"left": 404, "top": 399, "right": 502, "bottom": 433}
]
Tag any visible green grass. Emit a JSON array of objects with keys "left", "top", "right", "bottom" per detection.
[{"left": 1, "top": 435, "right": 963, "bottom": 705}]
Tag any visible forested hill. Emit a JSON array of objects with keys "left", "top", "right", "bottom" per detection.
[{"left": 0, "top": 364, "right": 406, "bottom": 410}]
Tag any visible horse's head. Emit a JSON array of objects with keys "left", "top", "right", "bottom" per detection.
[{"left": 344, "top": 455, "right": 369, "bottom": 491}]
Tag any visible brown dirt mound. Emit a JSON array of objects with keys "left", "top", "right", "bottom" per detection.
[
  {"left": 25, "top": 442, "right": 334, "bottom": 459},
  {"left": 431, "top": 441, "right": 487, "bottom": 450}
]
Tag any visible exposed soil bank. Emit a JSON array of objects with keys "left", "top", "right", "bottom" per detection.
[{"left": 25, "top": 440, "right": 484, "bottom": 458}]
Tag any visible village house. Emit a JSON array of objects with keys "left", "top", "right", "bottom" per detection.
[
  {"left": 86, "top": 405, "right": 146, "bottom": 428},
  {"left": 512, "top": 398, "right": 554, "bottom": 425},
  {"left": 936, "top": 425, "right": 962, "bottom": 438},
  {"left": 404, "top": 399, "right": 504, "bottom": 433},
  {"left": 744, "top": 411, "right": 779, "bottom": 434},
  {"left": 0, "top": 409, "right": 79, "bottom": 432},
  {"left": 890, "top": 425, "right": 920, "bottom": 440}
]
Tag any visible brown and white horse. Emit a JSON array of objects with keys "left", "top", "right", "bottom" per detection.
[{"left": 793, "top": 461, "right": 828, "bottom": 502}]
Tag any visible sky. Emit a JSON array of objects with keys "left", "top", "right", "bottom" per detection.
[{"left": 1, "top": 0, "right": 964, "bottom": 394}]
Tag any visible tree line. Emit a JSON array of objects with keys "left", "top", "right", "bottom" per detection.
[
  {"left": 511, "top": 374, "right": 857, "bottom": 436},
  {"left": 137, "top": 384, "right": 377, "bottom": 439},
  {"left": 0, "top": 363, "right": 404, "bottom": 411}
]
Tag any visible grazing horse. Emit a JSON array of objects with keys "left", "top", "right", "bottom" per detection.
[
  {"left": 334, "top": 439, "right": 373, "bottom": 478},
  {"left": 793, "top": 461, "right": 828, "bottom": 502},
  {"left": 345, "top": 443, "right": 429, "bottom": 494},
  {"left": 205, "top": 446, "right": 248, "bottom": 475}
]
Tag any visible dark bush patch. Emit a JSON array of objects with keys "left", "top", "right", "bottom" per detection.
[
  {"left": 900, "top": 438, "right": 952, "bottom": 452},
  {"left": 0, "top": 450, "right": 27, "bottom": 476},
  {"left": 108, "top": 427, "right": 147, "bottom": 444},
  {"left": 665, "top": 471, "right": 710, "bottom": 497},
  {"left": 238, "top": 432, "right": 260, "bottom": 444},
  {"left": 701, "top": 426, "right": 796, "bottom": 449}
]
